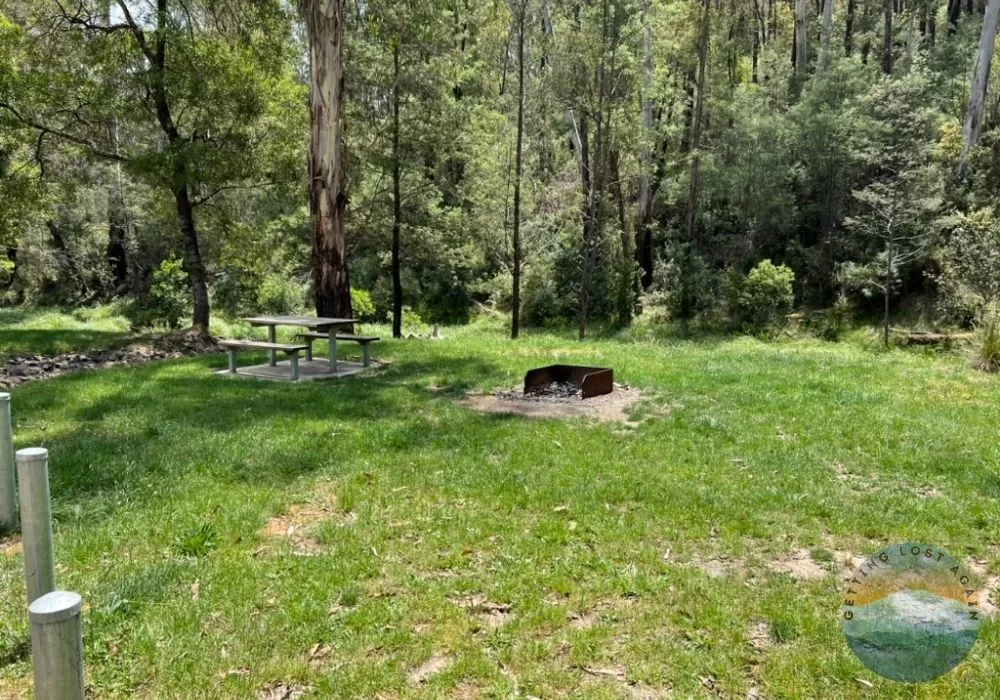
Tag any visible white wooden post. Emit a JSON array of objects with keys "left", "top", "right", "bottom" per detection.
[
  {"left": 29, "top": 591, "right": 85, "bottom": 700},
  {"left": 0, "top": 393, "right": 16, "bottom": 532},
  {"left": 16, "top": 448, "right": 55, "bottom": 604}
]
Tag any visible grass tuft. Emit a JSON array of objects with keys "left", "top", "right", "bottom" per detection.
[{"left": 971, "top": 303, "right": 1000, "bottom": 373}]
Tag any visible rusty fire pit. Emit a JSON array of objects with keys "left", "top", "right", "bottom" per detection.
[{"left": 523, "top": 365, "right": 614, "bottom": 400}]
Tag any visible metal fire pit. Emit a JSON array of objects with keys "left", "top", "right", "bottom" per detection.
[{"left": 523, "top": 365, "right": 614, "bottom": 399}]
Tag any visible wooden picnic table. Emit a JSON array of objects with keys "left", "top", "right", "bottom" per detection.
[{"left": 243, "top": 315, "right": 357, "bottom": 373}]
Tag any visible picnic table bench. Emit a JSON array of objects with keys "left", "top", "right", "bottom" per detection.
[
  {"left": 296, "top": 332, "right": 380, "bottom": 367},
  {"left": 219, "top": 340, "right": 309, "bottom": 381}
]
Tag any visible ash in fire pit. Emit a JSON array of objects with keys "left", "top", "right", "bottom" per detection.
[
  {"left": 527, "top": 381, "right": 582, "bottom": 399},
  {"left": 523, "top": 365, "right": 614, "bottom": 399}
]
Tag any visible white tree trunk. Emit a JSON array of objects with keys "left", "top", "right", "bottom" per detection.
[
  {"left": 957, "top": 0, "right": 1000, "bottom": 179},
  {"left": 820, "top": 0, "right": 835, "bottom": 71},
  {"left": 795, "top": 0, "right": 809, "bottom": 73}
]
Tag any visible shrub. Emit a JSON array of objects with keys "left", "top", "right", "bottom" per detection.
[
  {"left": 257, "top": 273, "right": 304, "bottom": 315},
  {"left": 144, "top": 258, "right": 189, "bottom": 329},
  {"left": 935, "top": 210, "right": 1000, "bottom": 327},
  {"left": 971, "top": 304, "right": 1000, "bottom": 373},
  {"left": 350, "top": 288, "right": 378, "bottom": 322},
  {"left": 728, "top": 259, "right": 795, "bottom": 333}
]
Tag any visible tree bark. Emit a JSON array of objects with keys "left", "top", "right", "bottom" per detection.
[
  {"left": 541, "top": 2, "right": 586, "bottom": 185},
  {"left": 391, "top": 39, "right": 403, "bottom": 338},
  {"left": 511, "top": 0, "right": 526, "bottom": 339},
  {"left": 173, "top": 177, "right": 210, "bottom": 330},
  {"left": 636, "top": 0, "right": 654, "bottom": 289},
  {"left": 846, "top": 0, "right": 856, "bottom": 54},
  {"left": 883, "top": 0, "right": 894, "bottom": 74},
  {"left": 795, "top": 0, "right": 809, "bottom": 72},
  {"left": 820, "top": 0, "right": 835, "bottom": 70},
  {"left": 957, "top": 0, "right": 1000, "bottom": 179},
  {"left": 106, "top": 116, "right": 128, "bottom": 294},
  {"left": 305, "top": 0, "right": 353, "bottom": 319},
  {"left": 686, "top": 0, "right": 710, "bottom": 248}
]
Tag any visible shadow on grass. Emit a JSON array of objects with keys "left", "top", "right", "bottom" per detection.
[
  {"left": 17, "top": 354, "right": 503, "bottom": 506},
  {"left": 0, "top": 329, "right": 132, "bottom": 357}
]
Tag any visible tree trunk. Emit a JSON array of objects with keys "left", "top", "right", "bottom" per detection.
[
  {"left": 795, "top": 0, "right": 809, "bottom": 72},
  {"left": 511, "top": 1, "right": 526, "bottom": 339},
  {"left": 686, "top": 0, "right": 710, "bottom": 248},
  {"left": 173, "top": 178, "right": 211, "bottom": 331},
  {"left": 884, "top": 245, "right": 892, "bottom": 348},
  {"left": 820, "top": 0, "right": 835, "bottom": 70},
  {"left": 391, "top": 40, "right": 403, "bottom": 339},
  {"left": 636, "top": 0, "right": 654, "bottom": 289},
  {"left": 949, "top": 0, "right": 963, "bottom": 30},
  {"left": 956, "top": 0, "right": 1000, "bottom": 179},
  {"left": 305, "top": 0, "right": 353, "bottom": 319},
  {"left": 106, "top": 116, "right": 128, "bottom": 294},
  {"left": 883, "top": 0, "right": 894, "bottom": 74},
  {"left": 846, "top": 0, "right": 856, "bottom": 55},
  {"left": 542, "top": 1, "right": 586, "bottom": 185}
]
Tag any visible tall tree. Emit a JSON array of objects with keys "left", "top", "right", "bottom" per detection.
[
  {"left": 510, "top": 0, "right": 527, "bottom": 339},
  {"left": 956, "top": 0, "right": 1000, "bottom": 179},
  {"left": 636, "top": 0, "right": 654, "bottom": 289},
  {"left": 686, "top": 0, "right": 710, "bottom": 247},
  {"left": 820, "top": 0, "right": 835, "bottom": 70},
  {"left": 303, "top": 0, "right": 353, "bottom": 319},
  {"left": 794, "top": 0, "right": 809, "bottom": 72}
]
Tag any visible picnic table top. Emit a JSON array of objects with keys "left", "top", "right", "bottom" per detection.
[{"left": 243, "top": 315, "right": 357, "bottom": 329}]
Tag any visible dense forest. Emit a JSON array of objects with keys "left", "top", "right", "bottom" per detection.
[{"left": 2, "top": 0, "right": 1000, "bottom": 341}]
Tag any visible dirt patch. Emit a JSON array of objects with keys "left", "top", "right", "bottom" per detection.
[
  {"left": 767, "top": 549, "right": 829, "bottom": 582},
  {"left": 259, "top": 491, "right": 354, "bottom": 556},
  {"left": 257, "top": 682, "right": 311, "bottom": 700},
  {"left": 408, "top": 653, "right": 453, "bottom": 684},
  {"left": 0, "top": 329, "right": 220, "bottom": 389},
  {"left": 747, "top": 620, "right": 773, "bottom": 651},
  {"left": 978, "top": 576, "right": 999, "bottom": 618},
  {"left": 454, "top": 595, "right": 513, "bottom": 629},
  {"left": 0, "top": 535, "right": 22, "bottom": 557},
  {"left": 689, "top": 556, "right": 747, "bottom": 579},
  {"left": 462, "top": 384, "right": 645, "bottom": 424}
]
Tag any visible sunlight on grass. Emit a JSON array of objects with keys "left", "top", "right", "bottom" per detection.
[{"left": 0, "top": 317, "right": 996, "bottom": 697}]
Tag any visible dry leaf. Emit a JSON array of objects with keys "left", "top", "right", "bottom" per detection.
[
  {"left": 855, "top": 678, "right": 874, "bottom": 689},
  {"left": 191, "top": 580, "right": 200, "bottom": 602},
  {"left": 257, "top": 682, "right": 310, "bottom": 700},
  {"left": 307, "top": 643, "right": 332, "bottom": 667}
]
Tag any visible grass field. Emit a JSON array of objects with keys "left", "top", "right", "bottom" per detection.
[{"left": 0, "top": 310, "right": 998, "bottom": 698}]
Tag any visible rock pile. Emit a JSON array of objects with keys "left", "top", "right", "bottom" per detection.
[{"left": 0, "top": 330, "right": 220, "bottom": 389}]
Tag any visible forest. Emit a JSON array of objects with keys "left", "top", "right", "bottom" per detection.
[{"left": 2, "top": 0, "right": 1000, "bottom": 342}]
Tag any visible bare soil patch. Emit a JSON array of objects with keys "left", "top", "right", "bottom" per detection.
[
  {"left": 257, "top": 682, "right": 311, "bottom": 700},
  {"left": 747, "top": 620, "right": 774, "bottom": 651},
  {"left": 689, "top": 556, "right": 747, "bottom": 579},
  {"left": 0, "top": 329, "right": 220, "bottom": 388},
  {"left": 408, "top": 653, "right": 453, "bottom": 684},
  {"left": 258, "top": 488, "right": 354, "bottom": 555},
  {"left": 462, "top": 384, "right": 645, "bottom": 423},
  {"left": 454, "top": 594, "right": 513, "bottom": 629},
  {"left": 768, "top": 549, "right": 829, "bottom": 582}
]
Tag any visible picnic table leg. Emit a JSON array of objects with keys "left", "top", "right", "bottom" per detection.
[
  {"left": 267, "top": 326, "right": 277, "bottom": 367},
  {"left": 328, "top": 326, "right": 338, "bottom": 373},
  {"left": 305, "top": 339, "right": 313, "bottom": 362},
  {"left": 289, "top": 353, "right": 299, "bottom": 381},
  {"left": 228, "top": 349, "right": 237, "bottom": 374},
  {"left": 362, "top": 342, "right": 372, "bottom": 368}
]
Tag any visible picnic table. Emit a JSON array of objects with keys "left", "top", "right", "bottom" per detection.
[{"left": 243, "top": 315, "right": 356, "bottom": 373}]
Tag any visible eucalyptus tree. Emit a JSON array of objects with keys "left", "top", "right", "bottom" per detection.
[{"left": 0, "top": 0, "right": 302, "bottom": 330}]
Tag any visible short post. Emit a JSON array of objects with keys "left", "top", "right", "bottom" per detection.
[
  {"left": 362, "top": 343, "right": 372, "bottom": 368},
  {"left": 29, "top": 591, "right": 85, "bottom": 700},
  {"left": 0, "top": 393, "right": 16, "bottom": 532},
  {"left": 328, "top": 326, "right": 338, "bottom": 373},
  {"left": 267, "top": 325, "right": 277, "bottom": 367},
  {"left": 227, "top": 349, "right": 237, "bottom": 374},
  {"left": 290, "top": 352, "right": 300, "bottom": 382},
  {"left": 17, "top": 448, "right": 55, "bottom": 604}
]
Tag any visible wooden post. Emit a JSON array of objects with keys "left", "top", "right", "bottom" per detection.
[
  {"left": 267, "top": 326, "right": 277, "bottom": 367},
  {"left": 0, "top": 393, "right": 16, "bottom": 532},
  {"left": 16, "top": 448, "right": 55, "bottom": 604},
  {"left": 29, "top": 591, "right": 85, "bottom": 700}
]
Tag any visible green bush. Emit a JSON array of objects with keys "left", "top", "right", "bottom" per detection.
[
  {"left": 935, "top": 210, "right": 1000, "bottom": 327},
  {"left": 728, "top": 259, "right": 795, "bottom": 334},
  {"left": 142, "top": 258, "right": 189, "bottom": 329},
  {"left": 350, "top": 288, "right": 378, "bottom": 322},
  {"left": 257, "top": 273, "right": 304, "bottom": 315}
]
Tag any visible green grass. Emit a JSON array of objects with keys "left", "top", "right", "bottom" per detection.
[
  {"left": 0, "top": 317, "right": 998, "bottom": 697},
  {"left": 0, "top": 306, "right": 133, "bottom": 357}
]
